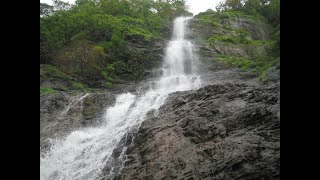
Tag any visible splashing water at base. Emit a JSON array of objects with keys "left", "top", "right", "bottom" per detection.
[{"left": 40, "top": 17, "right": 202, "bottom": 180}]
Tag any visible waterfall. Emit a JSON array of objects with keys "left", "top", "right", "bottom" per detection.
[{"left": 40, "top": 17, "right": 202, "bottom": 180}]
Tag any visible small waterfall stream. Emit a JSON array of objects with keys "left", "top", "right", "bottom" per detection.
[{"left": 59, "top": 93, "right": 90, "bottom": 118}]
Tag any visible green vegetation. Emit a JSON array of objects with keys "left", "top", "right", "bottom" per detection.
[
  {"left": 196, "top": 8, "right": 265, "bottom": 28},
  {"left": 207, "top": 33, "right": 270, "bottom": 46},
  {"left": 220, "top": 10, "right": 265, "bottom": 22},
  {"left": 104, "top": 82, "right": 113, "bottom": 88},
  {"left": 40, "top": 0, "right": 279, "bottom": 90},
  {"left": 71, "top": 82, "right": 86, "bottom": 90},
  {"left": 40, "top": 87, "right": 56, "bottom": 94},
  {"left": 203, "top": 0, "right": 280, "bottom": 82},
  {"left": 208, "top": 35, "right": 267, "bottom": 45},
  {"left": 216, "top": 55, "right": 254, "bottom": 71},
  {"left": 196, "top": 10, "right": 221, "bottom": 27},
  {"left": 216, "top": 54, "right": 279, "bottom": 79},
  {"left": 40, "top": 0, "right": 191, "bottom": 89},
  {"left": 40, "top": 64, "right": 71, "bottom": 81}
]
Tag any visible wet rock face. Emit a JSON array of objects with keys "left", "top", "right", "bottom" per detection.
[
  {"left": 113, "top": 83, "right": 279, "bottom": 179},
  {"left": 40, "top": 93, "right": 69, "bottom": 148},
  {"left": 40, "top": 92, "right": 116, "bottom": 149},
  {"left": 82, "top": 93, "right": 116, "bottom": 124}
]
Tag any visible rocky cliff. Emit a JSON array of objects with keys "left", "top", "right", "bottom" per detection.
[
  {"left": 186, "top": 10, "right": 279, "bottom": 83},
  {"left": 99, "top": 12, "right": 280, "bottom": 179},
  {"left": 40, "top": 11, "right": 280, "bottom": 180},
  {"left": 111, "top": 82, "right": 279, "bottom": 179}
]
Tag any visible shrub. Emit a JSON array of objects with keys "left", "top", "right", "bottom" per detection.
[
  {"left": 40, "top": 87, "right": 55, "bottom": 94},
  {"left": 104, "top": 82, "right": 112, "bottom": 88},
  {"left": 72, "top": 82, "right": 85, "bottom": 90}
]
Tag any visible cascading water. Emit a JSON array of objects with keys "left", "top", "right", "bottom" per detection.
[{"left": 40, "top": 17, "right": 202, "bottom": 180}]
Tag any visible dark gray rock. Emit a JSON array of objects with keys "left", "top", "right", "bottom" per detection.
[
  {"left": 266, "top": 63, "right": 280, "bottom": 82},
  {"left": 107, "top": 82, "right": 279, "bottom": 179},
  {"left": 229, "top": 17, "right": 270, "bottom": 40},
  {"left": 118, "top": 37, "right": 167, "bottom": 83},
  {"left": 40, "top": 78, "right": 69, "bottom": 91},
  {"left": 40, "top": 91, "right": 116, "bottom": 150},
  {"left": 82, "top": 93, "right": 116, "bottom": 125}
]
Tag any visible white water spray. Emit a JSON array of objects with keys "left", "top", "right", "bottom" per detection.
[{"left": 40, "top": 17, "right": 202, "bottom": 180}]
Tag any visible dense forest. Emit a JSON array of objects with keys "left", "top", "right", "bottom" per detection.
[
  {"left": 40, "top": 0, "right": 191, "bottom": 92},
  {"left": 40, "top": 0, "right": 279, "bottom": 93}
]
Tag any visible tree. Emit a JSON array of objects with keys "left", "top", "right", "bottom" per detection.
[
  {"left": 216, "top": 1, "right": 226, "bottom": 12},
  {"left": 40, "top": 3, "right": 54, "bottom": 17},
  {"left": 131, "top": 0, "right": 154, "bottom": 27},
  {"left": 54, "top": 39, "right": 105, "bottom": 80},
  {"left": 243, "top": 0, "right": 261, "bottom": 11},
  {"left": 40, "top": 0, "right": 192, "bottom": 82},
  {"left": 53, "top": 0, "right": 71, "bottom": 11},
  {"left": 99, "top": 0, "right": 133, "bottom": 16},
  {"left": 224, "top": 0, "right": 244, "bottom": 10},
  {"left": 261, "top": 0, "right": 280, "bottom": 26}
]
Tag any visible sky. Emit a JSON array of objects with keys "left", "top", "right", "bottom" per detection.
[
  {"left": 186, "top": 0, "right": 221, "bottom": 15},
  {"left": 40, "top": 0, "right": 221, "bottom": 15}
]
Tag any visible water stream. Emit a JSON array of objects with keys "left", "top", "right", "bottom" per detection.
[{"left": 40, "top": 16, "right": 202, "bottom": 180}]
